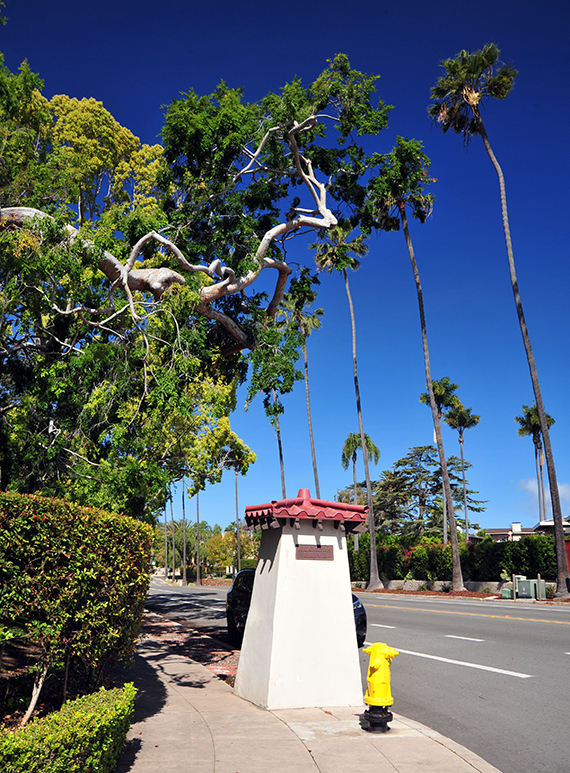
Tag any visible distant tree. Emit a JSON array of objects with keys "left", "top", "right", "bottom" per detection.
[
  {"left": 368, "top": 138, "right": 465, "bottom": 590},
  {"left": 429, "top": 43, "right": 569, "bottom": 596},
  {"left": 445, "top": 402, "right": 480, "bottom": 536},
  {"left": 341, "top": 431, "right": 380, "bottom": 549},
  {"left": 420, "top": 377, "right": 461, "bottom": 542},
  {"left": 313, "top": 224, "right": 381, "bottom": 590},
  {"left": 515, "top": 404, "right": 555, "bottom": 523}
]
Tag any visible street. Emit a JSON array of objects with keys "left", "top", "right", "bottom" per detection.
[
  {"left": 146, "top": 579, "right": 570, "bottom": 773},
  {"left": 357, "top": 592, "right": 570, "bottom": 773}
]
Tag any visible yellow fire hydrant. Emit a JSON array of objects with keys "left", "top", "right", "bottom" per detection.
[{"left": 361, "top": 642, "right": 399, "bottom": 732}]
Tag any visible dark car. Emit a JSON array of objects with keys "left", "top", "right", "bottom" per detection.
[{"left": 226, "top": 568, "right": 367, "bottom": 647}]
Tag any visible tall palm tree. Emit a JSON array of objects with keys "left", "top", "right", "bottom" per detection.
[
  {"left": 429, "top": 44, "right": 569, "bottom": 596},
  {"left": 341, "top": 431, "right": 380, "bottom": 549},
  {"left": 312, "top": 224, "right": 382, "bottom": 590},
  {"left": 515, "top": 404, "right": 555, "bottom": 523},
  {"left": 369, "top": 137, "right": 465, "bottom": 590},
  {"left": 445, "top": 403, "right": 480, "bottom": 536},
  {"left": 281, "top": 270, "right": 324, "bottom": 498},
  {"left": 420, "top": 377, "right": 461, "bottom": 543}
]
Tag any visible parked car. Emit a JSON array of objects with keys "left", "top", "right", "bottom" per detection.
[{"left": 226, "top": 568, "right": 367, "bottom": 647}]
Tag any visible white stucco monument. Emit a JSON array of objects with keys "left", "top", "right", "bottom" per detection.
[{"left": 234, "top": 488, "right": 367, "bottom": 710}]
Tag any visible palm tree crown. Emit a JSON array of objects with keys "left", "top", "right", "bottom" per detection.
[{"left": 428, "top": 43, "right": 517, "bottom": 142}]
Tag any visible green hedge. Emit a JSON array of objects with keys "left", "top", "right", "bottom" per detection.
[
  {"left": 0, "top": 683, "right": 136, "bottom": 773},
  {"left": 348, "top": 534, "right": 559, "bottom": 583},
  {"left": 0, "top": 492, "right": 153, "bottom": 713}
]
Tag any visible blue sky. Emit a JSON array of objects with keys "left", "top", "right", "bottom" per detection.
[{"left": 3, "top": 0, "right": 569, "bottom": 532}]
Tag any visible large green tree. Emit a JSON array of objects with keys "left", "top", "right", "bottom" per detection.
[
  {"left": 1, "top": 53, "right": 392, "bottom": 515},
  {"left": 429, "top": 43, "right": 569, "bottom": 597},
  {"left": 367, "top": 137, "right": 465, "bottom": 590}
]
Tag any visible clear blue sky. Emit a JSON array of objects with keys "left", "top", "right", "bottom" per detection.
[{"left": 3, "top": 0, "right": 569, "bottom": 532}]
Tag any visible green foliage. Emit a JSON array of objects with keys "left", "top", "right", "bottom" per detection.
[
  {"left": 0, "top": 683, "right": 136, "bottom": 773},
  {"left": 0, "top": 492, "right": 152, "bottom": 704},
  {"left": 428, "top": 43, "right": 517, "bottom": 143},
  {"left": 348, "top": 534, "right": 557, "bottom": 583},
  {"left": 365, "top": 136, "right": 436, "bottom": 234}
]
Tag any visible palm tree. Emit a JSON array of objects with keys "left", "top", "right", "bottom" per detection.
[
  {"left": 445, "top": 403, "right": 480, "bottom": 536},
  {"left": 515, "top": 404, "right": 555, "bottom": 523},
  {"left": 420, "top": 376, "right": 461, "bottom": 543},
  {"left": 429, "top": 44, "right": 569, "bottom": 595},
  {"left": 312, "top": 224, "right": 382, "bottom": 590},
  {"left": 370, "top": 137, "right": 465, "bottom": 590},
  {"left": 341, "top": 431, "right": 380, "bottom": 549},
  {"left": 281, "top": 269, "right": 324, "bottom": 498}
]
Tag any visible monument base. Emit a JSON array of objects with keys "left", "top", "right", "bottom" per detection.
[{"left": 234, "top": 521, "right": 363, "bottom": 710}]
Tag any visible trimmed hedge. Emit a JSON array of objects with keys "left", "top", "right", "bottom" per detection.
[
  {"left": 348, "top": 534, "right": 559, "bottom": 582},
  {"left": 0, "top": 683, "right": 136, "bottom": 773},
  {"left": 0, "top": 492, "right": 153, "bottom": 717}
]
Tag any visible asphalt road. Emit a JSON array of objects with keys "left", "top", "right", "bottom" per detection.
[
  {"left": 357, "top": 592, "right": 570, "bottom": 773},
  {"left": 146, "top": 579, "right": 570, "bottom": 773}
]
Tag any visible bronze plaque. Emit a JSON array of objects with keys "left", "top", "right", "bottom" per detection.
[{"left": 296, "top": 544, "right": 334, "bottom": 561}]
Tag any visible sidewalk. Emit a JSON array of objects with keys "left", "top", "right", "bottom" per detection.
[{"left": 114, "top": 635, "right": 502, "bottom": 773}]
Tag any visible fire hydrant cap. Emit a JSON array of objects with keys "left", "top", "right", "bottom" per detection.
[{"left": 363, "top": 642, "right": 399, "bottom": 661}]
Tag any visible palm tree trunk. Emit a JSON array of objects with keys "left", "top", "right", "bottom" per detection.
[
  {"left": 352, "top": 452, "right": 359, "bottom": 551},
  {"left": 163, "top": 505, "right": 168, "bottom": 578},
  {"left": 170, "top": 494, "right": 176, "bottom": 581},
  {"left": 196, "top": 490, "right": 201, "bottom": 587},
  {"left": 540, "top": 446, "right": 546, "bottom": 521},
  {"left": 303, "top": 338, "right": 321, "bottom": 498},
  {"left": 442, "top": 484, "right": 448, "bottom": 544},
  {"left": 400, "top": 206, "right": 465, "bottom": 590},
  {"left": 533, "top": 443, "right": 543, "bottom": 523},
  {"left": 459, "top": 436, "right": 469, "bottom": 537},
  {"left": 272, "top": 389, "right": 286, "bottom": 499},
  {"left": 235, "top": 469, "right": 241, "bottom": 572},
  {"left": 342, "top": 268, "right": 381, "bottom": 590},
  {"left": 476, "top": 116, "right": 569, "bottom": 596},
  {"left": 182, "top": 479, "right": 187, "bottom": 586}
]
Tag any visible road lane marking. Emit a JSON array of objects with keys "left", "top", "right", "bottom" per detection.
[
  {"left": 391, "top": 647, "right": 533, "bottom": 678},
  {"left": 445, "top": 635, "right": 485, "bottom": 642},
  {"left": 364, "top": 603, "right": 570, "bottom": 625},
  {"left": 372, "top": 624, "right": 397, "bottom": 629}
]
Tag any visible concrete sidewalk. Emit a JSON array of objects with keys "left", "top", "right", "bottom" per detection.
[{"left": 114, "top": 635, "right": 502, "bottom": 773}]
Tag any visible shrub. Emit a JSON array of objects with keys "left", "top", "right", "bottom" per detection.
[
  {"left": 0, "top": 683, "right": 136, "bottom": 773},
  {"left": 0, "top": 492, "right": 153, "bottom": 721}
]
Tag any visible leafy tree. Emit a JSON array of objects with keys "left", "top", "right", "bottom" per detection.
[
  {"left": 1, "top": 53, "right": 392, "bottom": 520},
  {"left": 372, "top": 446, "right": 484, "bottom": 541},
  {"left": 313, "top": 224, "right": 382, "bottom": 590},
  {"left": 367, "top": 137, "right": 465, "bottom": 590},
  {"left": 515, "top": 404, "right": 554, "bottom": 524},
  {"left": 429, "top": 44, "right": 569, "bottom": 597}
]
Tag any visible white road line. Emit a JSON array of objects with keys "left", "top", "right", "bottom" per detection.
[
  {"left": 393, "top": 647, "right": 533, "bottom": 679},
  {"left": 445, "top": 635, "right": 485, "bottom": 642},
  {"left": 372, "top": 624, "right": 397, "bottom": 629}
]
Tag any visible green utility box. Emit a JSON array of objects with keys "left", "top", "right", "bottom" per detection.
[
  {"left": 517, "top": 578, "right": 546, "bottom": 599},
  {"left": 501, "top": 588, "right": 513, "bottom": 599}
]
